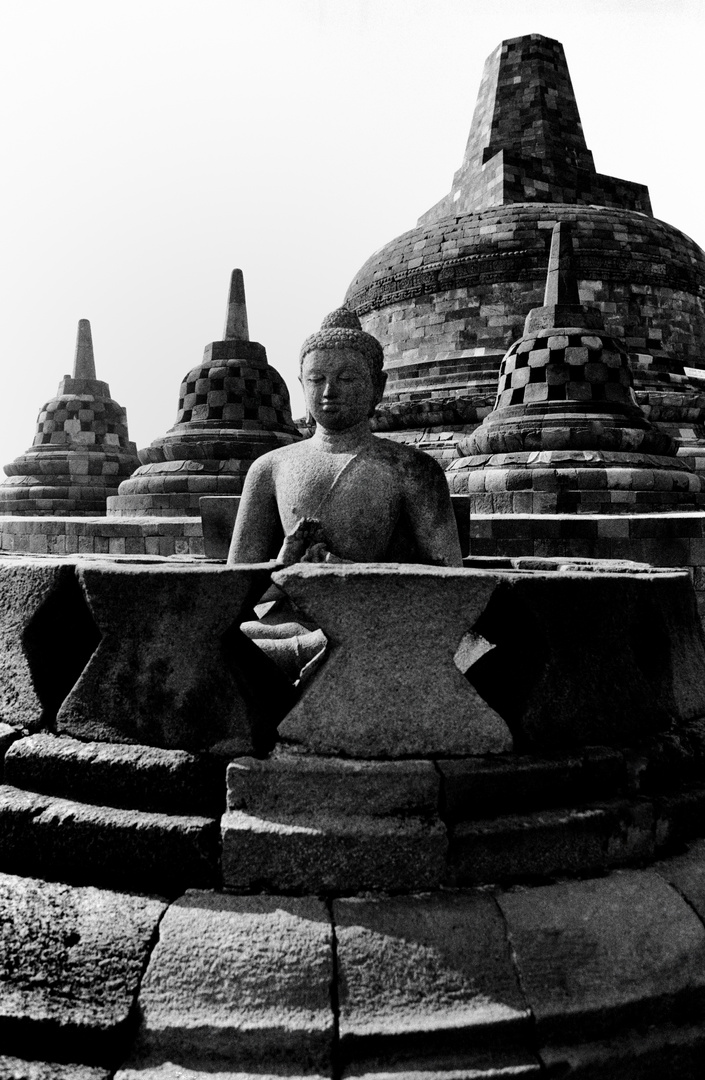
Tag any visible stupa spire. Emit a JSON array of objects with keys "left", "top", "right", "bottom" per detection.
[
  {"left": 419, "top": 34, "right": 651, "bottom": 225},
  {"left": 73, "top": 319, "right": 97, "bottom": 380},
  {"left": 524, "top": 221, "right": 600, "bottom": 334},
  {"left": 543, "top": 222, "right": 580, "bottom": 308},
  {"left": 223, "top": 269, "right": 249, "bottom": 342}
]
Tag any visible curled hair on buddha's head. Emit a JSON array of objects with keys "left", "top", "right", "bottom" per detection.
[{"left": 299, "top": 307, "right": 387, "bottom": 393}]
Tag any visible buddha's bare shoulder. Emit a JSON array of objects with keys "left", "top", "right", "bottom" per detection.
[{"left": 245, "top": 439, "right": 313, "bottom": 475}]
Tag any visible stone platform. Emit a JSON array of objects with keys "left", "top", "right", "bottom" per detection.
[
  {"left": 0, "top": 555, "right": 703, "bottom": 1075},
  {"left": 0, "top": 515, "right": 204, "bottom": 557}
]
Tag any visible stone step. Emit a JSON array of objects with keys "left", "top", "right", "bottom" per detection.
[
  {"left": 0, "top": 870, "right": 165, "bottom": 1068},
  {"left": 4, "top": 733, "right": 226, "bottom": 816},
  {"left": 0, "top": 785, "right": 220, "bottom": 894}
]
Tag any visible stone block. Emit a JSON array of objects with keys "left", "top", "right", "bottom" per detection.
[
  {"left": 0, "top": 557, "right": 88, "bottom": 732},
  {"left": 450, "top": 801, "right": 654, "bottom": 885},
  {"left": 0, "top": 871, "right": 165, "bottom": 1065},
  {"left": 342, "top": 1049, "right": 541, "bottom": 1079},
  {"left": 498, "top": 870, "right": 705, "bottom": 1042},
  {"left": 56, "top": 561, "right": 292, "bottom": 754},
  {"left": 0, "top": 785, "right": 219, "bottom": 893},
  {"left": 653, "top": 838, "right": 705, "bottom": 922},
  {"left": 199, "top": 496, "right": 241, "bottom": 560},
  {"left": 334, "top": 892, "right": 530, "bottom": 1064},
  {"left": 117, "top": 1067, "right": 326, "bottom": 1080},
  {"left": 272, "top": 565, "right": 513, "bottom": 757},
  {"left": 5, "top": 733, "right": 225, "bottom": 816},
  {"left": 539, "top": 1022, "right": 705, "bottom": 1080},
  {"left": 467, "top": 567, "right": 705, "bottom": 749},
  {"left": 129, "top": 893, "right": 334, "bottom": 1071},
  {"left": 0, "top": 1058, "right": 110, "bottom": 1080},
  {"left": 438, "top": 755, "right": 583, "bottom": 820},
  {"left": 227, "top": 754, "right": 440, "bottom": 816},
  {"left": 222, "top": 809, "right": 447, "bottom": 894},
  {"left": 0, "top": 722, "right": 21, "bottom": 760}
]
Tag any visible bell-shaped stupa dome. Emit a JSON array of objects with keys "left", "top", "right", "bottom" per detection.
[
  {"left": 108, "top": 270, "right": 301, "bottom": 516},
  {"left": 0, "top": 320, "right": 139, "bottom": 515},
  {"left": 447, "top": 222, "right": 702, "bottom": 513}
]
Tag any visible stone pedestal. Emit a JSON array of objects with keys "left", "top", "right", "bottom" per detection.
[
  {"left": 108, "top": 270, "right": 300, "bottom": 517},
  {"left": 0, "top": 320, "right": 138, "bottom": 515}
]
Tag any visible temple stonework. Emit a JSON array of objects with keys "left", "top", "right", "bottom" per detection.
[
  {"left": 108, "top": 270, "right": 301, "bottom": 517},
  {"left": 0, "top": 320, "right": 138, "bottom": 515},
  {"left": 345, "top": 34, "right": 705, "bottom": 470},
  {"left": 420, "top": 35, "right": 651, "bottom": 223}
]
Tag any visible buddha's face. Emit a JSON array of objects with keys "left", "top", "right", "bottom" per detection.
[{"left": 300, "top": 348, "right": 382, "bottom": 431}]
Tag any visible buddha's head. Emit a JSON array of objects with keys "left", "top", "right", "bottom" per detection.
[{"left": 299, "top": 308, "right": 386, "bottom": 431}]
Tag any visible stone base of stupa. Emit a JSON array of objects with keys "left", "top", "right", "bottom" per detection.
[
  {"left": 0, "top": 515, "right": 205, "bottom": 557},
  {"left": 450, "top": 450, "right": 705, "bottom": 514}
]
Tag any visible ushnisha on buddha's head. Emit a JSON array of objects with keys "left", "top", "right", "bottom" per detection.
[{"left": 299, "top": 307, "right": 387, "bottom": 430}]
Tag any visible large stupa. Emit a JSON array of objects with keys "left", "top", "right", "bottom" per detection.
[{"left": 345, "top": 34, "right": 705, "bottom": 468}]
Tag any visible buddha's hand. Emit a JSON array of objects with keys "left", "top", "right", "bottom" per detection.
[{"left": 277, "top": 517, "right": 329, "bottom": 566}]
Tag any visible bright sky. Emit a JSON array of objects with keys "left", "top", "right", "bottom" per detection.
[{"left": 0, "top": 0, "right": 702, "bottom": 470}]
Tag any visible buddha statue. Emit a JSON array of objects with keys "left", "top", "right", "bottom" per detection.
[{"left": 228, "top": 307, "right": 463, "bottom": 568}]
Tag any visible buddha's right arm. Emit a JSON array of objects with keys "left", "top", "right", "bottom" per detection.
[{"left": 227, "top": 456, "right": 284, "bottom": 563}]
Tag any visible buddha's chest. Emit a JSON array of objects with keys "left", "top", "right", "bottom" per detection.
[{"left": 275, "top": 449, "right": 402, "bottom": 559}]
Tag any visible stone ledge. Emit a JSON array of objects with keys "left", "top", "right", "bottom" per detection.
[{"left": 0, "top": 785, "right": 220, "bottom": 895}]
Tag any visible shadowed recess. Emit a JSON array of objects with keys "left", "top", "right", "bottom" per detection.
[{"left": 22, "top": 572, "right": 102, "bottom": 727}]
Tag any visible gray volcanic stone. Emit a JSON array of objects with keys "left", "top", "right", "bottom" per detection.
[
  {"left": 438, "top": 755, "right": 584, "bottom": 820},
  {"left": 653, "top": 838, "right": 705, "bottom": 922},
  {"left": 342, "top": 1050, "right": 541, "bottom": 1078},
  {"left": 334, "top": 893, "right": 530, "bottom": 1064},
  {"left": 56, "top": 561, "right": 283, "bottom": 753},
  {"left": 0, "top": 558, "right": 78, "bottom": 732},
  {"left": 468, "top": 567, "right": 705, "bottom": 749},
  {"left": 118, "top": 1067, "right": 327, "bottom": 1080},
  {"left": 498, "top": 869, "right": 705, "bottom": 1042},
  {"left": 222, "top": 810, "right": 447, "bottom": 894},
  {"left": 539, "top": 1023, "right": 705, "bottom": 1080},
  {"left": 5, "top": 733, "right": 224, "bottom": 816},
  {"left": 450, "top": 800, "right": 655, "bottom": 885},
  {"left": 227, "top": 755, "right": 440, "bottom": 816},
  {"left": 128, "top": 893, "right": 334, "bottom": 1071},
  {"left": 0, "top": 785, "right": 219, "bottom": 894},
  {"left": 0, "top": 724, "right": 20, "bottom": 759},
  {"left": 0, "top": 1059, "right": 110, "bottom": 1080},
  {"left": 0, "top": 871, "right": 165, "bottom": 1065},
  {"left": 273, "top": 565, "right": 512, "bottom": 757}
]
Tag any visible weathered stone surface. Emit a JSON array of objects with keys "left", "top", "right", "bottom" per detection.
[
  {"left": 117, "top": 1067, "right": 326, "bottom": 1080},
  {"left": 200, "top": 495, "right": 240, "bottom": 560},
  {"left": 222, "top": 810, "right": 447, "bottom": 894},
  {"left": 438, "top": 755, "right": 584, "bottom": 820},
  {"left": 468, "top": 567, "right": 705, "bottom": 749},
  {"left": 273, "top": 565, "right": 512, "bottom": 757},
  {"left": 0, "top": 557, "right": 86, "bottom": 732},
  {"left": 6, "top": 733, "right": 225, "bottom": 816},
  {"left": 450, "top": 801, "right": 654, "bottom": 885},
  {"left": 334, "top": 893, "right": 529, "bottom": 1063},
  {"left": 130, "top": 893, "right": 334, "bottom": 1070},
  {"left": 653, "top": 838, "right": 705, "bottom": 922},
  {"left": 227, "top": 755, "right": 440, "bottom": 816},
  {"left": 539, "top": 1023, "right": 705, "bottom": 1080},
  {"left": 56, "top": 561, "right": 286, "bottom": 753},
  {"left": 0, "top": 785, "right": 219, "bottom": 893},
  {"left": 0, "top": 871, "right": 165, "bottom": 1064},
  {"left": 343, "top": 1051, "right": 541, "bottom": 1078},
  {"left": 498, "top": 870, "right": 705, "bottom": 1041},
  {"left": 0, "top": 1059, "right": 110, "bottom": 1080},
  {"left": 0, "top": 724, "right": 20, "bottom": 759}
]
